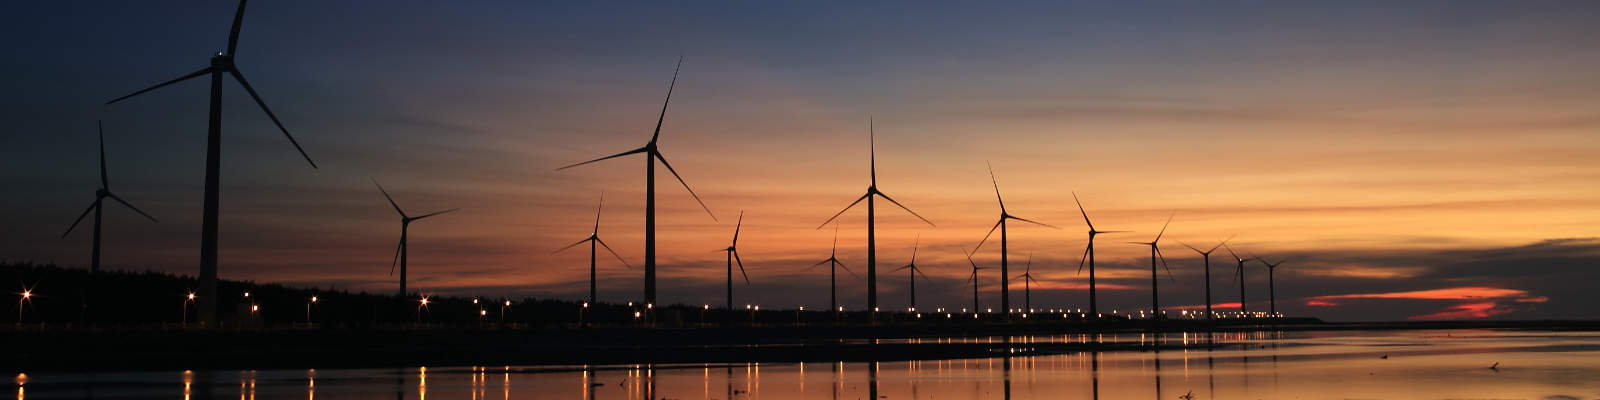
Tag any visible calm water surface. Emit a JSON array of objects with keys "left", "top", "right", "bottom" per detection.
[{"left": 15, "top": 329, "right": 1600, "bottom": 399}]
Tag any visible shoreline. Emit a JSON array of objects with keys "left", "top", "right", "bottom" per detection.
[{"left": 5, "top": 319, "right": 1596, "bottom": 373}]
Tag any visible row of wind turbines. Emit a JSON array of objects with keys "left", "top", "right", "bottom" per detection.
[{"left": 64, "top": 0, "right": 1293, "bottom": 327}]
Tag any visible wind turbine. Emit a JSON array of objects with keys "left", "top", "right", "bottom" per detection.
[
  {"left": 1222, "top": 244, "right": 1256, "bottom": 314},
  {"left": 556, "top": 58, "right": 716, "bottom": 307},
  {"left": 62, "top": 121, "right": 159, "bottom": 274},
  {"left": 962, "top": 250, "right": 987, "bottom": 313},
  {"left": 890, "top": 235, "right": 933, "bottom": 311},
  {"left": 373, "top": 179, "right": 459, "bottom": 297},
  {"left": 805, "top": 226, "right": 857, "bottom": 313},
  {"left": 552, "top": 191, "right": 631, "bottom": 305},
  {"left": 973, "top": 163, "right": 1059, "bottom": 318},
  {"left": 718, "top": 211, "right": 750, "bottom": 310},
  {"left": 816, "top": 118, "right": 935, "bottom": 312},
  {"left": 105, "top": 0, "right": 317, "bottom": 326},
  {"left": 1256, "top": 257, "right": 1293, "bottom": 315},
  {"left": 1013, "top": 251, "right": 1039, "bottom": 313},
  {"left": 1127, "top": 212, "right": 1176, "bottom": 318},
  {"left": 1178, "top": 236, "right": 1232, "bottom": 319},
  {"left": 1072, "top": 192, "right": 1127, "bottom": 317}
]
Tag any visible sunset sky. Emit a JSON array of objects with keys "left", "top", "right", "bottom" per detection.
[{"left": 3, "top": 1, "right": 1598, "bottom": 321}]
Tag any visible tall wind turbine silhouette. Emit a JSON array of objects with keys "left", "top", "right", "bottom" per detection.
[
  {"left": 62, "top": 121, "right": 159, "bottom": 274},
  {"left": 1223, "top": 244, "right": 1256, "bottom": 314},
  {"left": 552, "top": 191, "right": 631, "bottom": 305},
  {"left": 1072, "top": 192, "right": 1127, "bottom": 317},
  {"left": 816, "top": 118, "right": 935, "bottom": 312},
  {"left": 556, "top": 58, "right": 716, "bottom": 307},
  {"left": 1257, "top": 257, "right": 1292, "bottom": 315},
  {"left": 1014, "top": 252, "right": 1039, "bottom": 312},
  {"left": 106, "top": 0, "right": 317, "bottom": 325},
  {"left": 890, "top": 235, "right": 932, "bottom": 311},
  {"left": 962, "top": 250, "right": 987, "bottom": 313},
  {"left": 374, "top": 179, "right": 459, "bottom": 297},
  {"left": 973, "top": 163, "right": 1059, "bottom": 318},
  {"left": 719, "top": 211, "right": 750, "bottom": 310},
  {"left": 805, "top": 226, "right": 857, "bottom": 312},
  {"left": 1178, "top": 236, "right": 1232, "bottom": 319},
  {"left": 1127, "top": 212, "right": 1176, "bottom": 318}
]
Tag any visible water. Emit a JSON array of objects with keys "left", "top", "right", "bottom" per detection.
[{"left": 15, "top": 329, "right": 1600, "bottom": 399}]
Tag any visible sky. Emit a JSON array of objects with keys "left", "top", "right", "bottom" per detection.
[{"left": 3, "top": 1, "right": 1598, "bottom": 321}]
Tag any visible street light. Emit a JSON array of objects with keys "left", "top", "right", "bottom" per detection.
[{"left": 306, "top": 295, "right": 318, "bottom": 324}]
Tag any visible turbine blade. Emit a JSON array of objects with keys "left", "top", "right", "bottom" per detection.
[
  {"left": 1007, "top": 215, "right": 1060, "bottom": 230},
  {"left": 1179, "top": 241, "right": 1203, "bottom": 254},
  {"left": 1071, "top": 191, "right": 1094, "bottom": 231},
  {"left": 594, "top": 237, "right": 633, "bottom": 269},
  {"left": 654, "top": 152, "right": 716, "bottom": 221},
  {"left": 732, "top": 211, "right": 743, "bottom": 246},
  {"left": 592, "top": 190, "right": 604, "bottom": 232},
  {"left": 891, "top": 265, "right": 913, "bottom": 272},
  {"left": 1154, "top": 211, "right": 1175, "bottom": 242},
  {"left": 371, "top": 179, "right": 406, "bottom": 218},
  {"left": 98, "top": 121, "right": 109, "bottom": 189},
  {"left": 226, "top": 0, "right": 249, "bottom": 55},
  {"left": 557, "top": 147, "right": 647, "bottom": 170},
  {"left": 816, "top": 193, "right": 869, "bottom": 229},
  {"left": 105, "top": 192, "right": 158, "bottom": 222},
  {"left": 915, "top": 267, "right": 935, "bottom": 283},
  {"left": 838, "top": 261, "right": 862, "bottom": 280},
  {"left": 875, "top": 191, "right": 935, "bottom": 226},
  {"left": 230, "top": 69, "right": 317, "bottom": 169},
  {"left": 389, "top": 235, "right": 404, "bottom": 276},
  {"left": 1223, "top": 243, "right": 1241, "bottom": 260},
  {"left": 650, "top": 57, "right": 682, "bottom": 143},
  {"left": 734, "top": 251, "right": 749, "bottom": 284},
  {"left": 869, "top": 115, "right": 876, "bottom": 186},
  {"left": 1158, "top": 247, "right": 1175, "bottom": 283},
  {"left": 910, "top": 234, "right": 920, "bottom": 263},
  {"left": 972, "top": 219, "right": 1003, "bottom": 253},
  {"left": 105, "top": 67, "right": 211, "bottom": 105},
  {"left": 411, "top": 208, "right": 460, "bottom": 221},
  {"left": 61, "top": 201, "right": 99, "bottom": 238},
  {"left": 805, "top": 259, "right": 831, "bottom": 270},
  {"left": 1076, "top": 243, "right": 1090, "bottom": 275},
  {"left": 1210, "top": 235, "right": 1236, "bottom": 253},
  {"left": 551, "top": 238, "right": 591, "bottom": 255},
  {"left": 987, "top": 161, "right": 1004, "bottom": 211}
]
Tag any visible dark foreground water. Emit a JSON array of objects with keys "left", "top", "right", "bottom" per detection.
[{"left": 14, "top": 329, "right": 1600, "bottom": 399}]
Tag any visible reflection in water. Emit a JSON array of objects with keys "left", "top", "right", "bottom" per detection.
[{"left": 13, "top": 330, "right": 1600, "bottom": 399}]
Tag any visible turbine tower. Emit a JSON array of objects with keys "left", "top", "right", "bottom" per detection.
[
  {"left": 973, "top": 163, "right": 1058, "bottom": 318},
  {"left": 805, "top": 226, "right": 857, "bottom": 313},
  {"left": 719, "top": 211, "right": 750, "bottom": 310},
  {"left": 62, "top": 121, "right": 159, "bottom": 274},
  {"left": 1178, "top": 236, "right": 1232, "bottom": 319},
  {"left": 1013, "top": 252, "right": 1039, "bottom": 313},
  {"left": 553, "top": 191, "right": 631, "bottom": 305},
  {"left": 1127, "top": 212, "right": 1176, "bottom": 318},
  {"left": 1257, "top": 257, "right": 1292, "bottom": 315},
  {"left": 106, "top": 0, "right": 318, "bottom": 326},
  {"left": 374, "top": 179, "right": 459, "bottom": 297},
  {"left": 962, "top": 250, "right": 987, "bottom": 313},
  {"left": 816, "top": 118, "right": 935, "bottom": 312},
  {"left": 556, "top": 58, "right": 716, "bottom": 307},
  {"left": 1223, "top": 244, "right": 1256, "bottom": 315},
  {"left": 1072, "top": 192, "right": 1127, "bottom": 317},
  {"left": 890, "top": 235, "right": 932, "bottom": 311}
]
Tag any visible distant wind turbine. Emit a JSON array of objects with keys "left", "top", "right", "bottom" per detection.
[
  {"left": 1072, "top": 192, "right": 1127, "bottom": 317},
  {"left": 805, "top": 226, "right": 858, "bottom": 313},
  {"left": 552, "top": 191, "right": 631, "bottom": 305},
  {"left": 816, "top": 118, "right": 935, "bottom": 312},
  {"left": 61, "top": 121, "right": 159, "bottom": 274},
  {"left": 962, "top": 250, "right": 988, "bottom": 313},
  {"left": 1178, "top": 235, "right": 1232, "bottom": 319},
  {"left": 890, "top": 235, "right": 933, "bottom": 311},
  {"left": 556, "top": 58, "right": 716, "bottom": 307},
  {"left": 1257, "top": 256, "right": 1293, "bottom": 315},
  {"left": 106, "top": 0, "right": 317, "bottom": 326},
  {"left": 1223, "top": 244, "right": 1256, "bottom": 314},
  {"left": 373, "top": 179, "right": 459, "bottom": 297},
  {"left": 1127, "top": 212, "right": 1177, "bottom": 318},
  {"left": 1013, "top": 251, "right": 1039, "bottom": 312},
  {"left": 973, "top": 163, "right": 1059, "bottom": 318},
  {"left": 718, "top": 211, "right": 750, "bottom": 310}
]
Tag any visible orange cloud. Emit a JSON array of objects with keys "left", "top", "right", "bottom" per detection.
[
  {"left": 1307, "top": 286, "right": 1530, "bottom": 301},
  {"left": 1408, "top": 302, "right": 1514, "bottom": 320},
  {"left": 1305, "top": 300, "right": 1338, "bottom": 307}
]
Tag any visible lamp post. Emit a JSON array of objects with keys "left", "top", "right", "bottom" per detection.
[
  {"left": 501, "top": 300, "right": 510, "bottom": 324},
  {"left": 182, "top": 292, "right": 195, "bottom": 326},
  {"left": 579, "top": 302, "right": 588, "bottom": 327},
  {"left": 18, "top": 289, "right": 33, "bottom": 325},
  {"left": 701, "top": 304, "right": 708, "bottom": 326},
  {"left": 306, "top": 295, "right": 318, "bottom": 325}
]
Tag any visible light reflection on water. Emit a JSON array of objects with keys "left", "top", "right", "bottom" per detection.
[{"left": 12, "top": 329, "right": 1600, "bottom": 399}]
